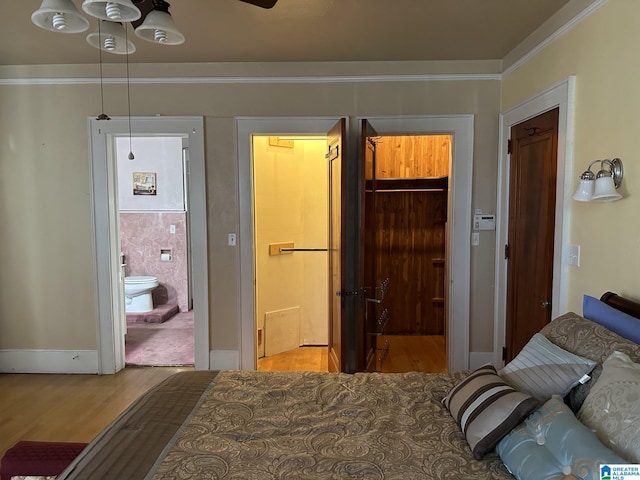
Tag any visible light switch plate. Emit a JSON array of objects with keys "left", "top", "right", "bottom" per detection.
[{"left": 567, "top": 244, "right": 580, "bottom": 266}]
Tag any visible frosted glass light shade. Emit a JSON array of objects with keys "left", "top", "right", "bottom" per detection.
[
  {"left": 86, "top": 20, "right": 136, "bottom": 54},
  {"left": 572, "top": 179, "right": 594, "bottom": 202},
  {"left": 32, "top": 0, "right": 90, "bottom": 33},
  {"left": 134, "top": 9, "right": 185, "bottom": 45},
  {"left": 82, "top": 0, "right": 141, "bottom": 22},
  {"left": 591, "top": 175, "right": 622, "bottom": 202}
]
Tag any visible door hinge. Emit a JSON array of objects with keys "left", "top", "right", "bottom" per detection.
[
  {"left": 504, "top": 244, "right": 510, "bottom": 260},
  {"left": 507, "top": 139, "right": 512, "bottom": 154},
  {"left": 326, "top": 144, "right": 339, "bottom": 160},
  {"left": 502, "top": 346, "right": 507, "bottom": 361}
]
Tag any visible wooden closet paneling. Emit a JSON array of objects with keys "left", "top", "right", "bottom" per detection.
[
  {"left": 371, "top": 135, "right": 451, "bottom": 179},
  {"left": 374, "top": 189, "right": 447, "bottom": 335}
]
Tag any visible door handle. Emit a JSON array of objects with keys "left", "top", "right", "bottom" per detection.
[{"left": 540, "top": 300, "right": 551, "bottom": 308}]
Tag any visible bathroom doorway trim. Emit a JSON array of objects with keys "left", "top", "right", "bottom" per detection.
[
  {"left": 89, "top": 116, "right": 208, "bottom": 373},
  {"left": 237, "top": 115, "right": 473, "bottom": 372}
]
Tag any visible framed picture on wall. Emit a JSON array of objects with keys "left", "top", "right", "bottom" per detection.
[{"left": 133, "top": 172, "right": 157, "bottom": 195}]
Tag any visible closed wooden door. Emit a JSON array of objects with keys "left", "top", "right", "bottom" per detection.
[{"left": 505, "top": 108, "right": 559, "bottom": 361}]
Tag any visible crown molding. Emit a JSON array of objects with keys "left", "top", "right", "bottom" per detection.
[
  {"left": 0, "top": 72, "right": 501, "bottom": 86},
  {"left": 502, "top": 0, "right": 607, "bottom": 76}
]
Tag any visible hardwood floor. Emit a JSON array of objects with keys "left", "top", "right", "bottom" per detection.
[
  {"left": 1, "top": 338, "right": 445, "bottom": 461},
  {"left": 257, "top": 335, "right": 446, "bottom": 373},
  {"left": 0, "top": 366, "right": 191, "bottom": 460},
  {"left": 377, "top": 335, "right": 446, "bottom": 373},
  {"left": 257, "top": 346, "right": 328, "bottom": 372}
]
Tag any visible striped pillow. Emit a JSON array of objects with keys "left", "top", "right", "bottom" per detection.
[
  {"left": 443, "top": 365, "right": 539, "bottom": 459},
  {"left": 498, "top": 333, "right": 596, "bottom": 402}
]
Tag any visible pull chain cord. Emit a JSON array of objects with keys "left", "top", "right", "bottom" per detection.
[
  {"left": 97, "top": 20, "right": 110, "bottom": 121},
  {"left": 125, "top": 22, "right": 134, "bottom": 160}
]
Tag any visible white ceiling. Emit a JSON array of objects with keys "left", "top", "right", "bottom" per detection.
[{"left": 3, "top": 0, "right": 591, "bottom": 66}]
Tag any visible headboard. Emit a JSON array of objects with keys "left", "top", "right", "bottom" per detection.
[{"left": 600, "top": 291, "right": 640, "bottom": 319}]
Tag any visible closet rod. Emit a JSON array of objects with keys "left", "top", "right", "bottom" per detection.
[
  {"left": 367, "top": 188, "right": 446, "bottom": 193},
  {"left": 280, "top": 247, "right": 328, "bottom": 252}
]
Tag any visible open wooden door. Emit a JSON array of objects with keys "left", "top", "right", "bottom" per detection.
[
  {"left": 361, "top": 120, "right": 383, "bottom": 371},
  {"left": 327, "top": 118, "right": 382, "bottom": 373},
  {"left": 328, "top": 118, "right": 347, "bottom": 372}
]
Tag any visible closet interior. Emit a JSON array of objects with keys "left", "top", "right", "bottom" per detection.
[{"left": 366, "top": 134, "right": 451, "bottom": 372}]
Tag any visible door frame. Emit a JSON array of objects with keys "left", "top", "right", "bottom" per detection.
[
  {"left": 89, "top": 116, "right": 209, "bottom": 373},
  {"left": 238, "top": 117, "right": 341, "bottom": 371},
  {"left": 237, "top": 115, "right": 474, "bottom": 372},
  {"left": 494, "top": 76, "right": 576, "bottom": 367}
]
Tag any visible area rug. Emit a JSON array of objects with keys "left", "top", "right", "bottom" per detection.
[{"left": 125, "top": 311, "right": 194, "bottom": 366}]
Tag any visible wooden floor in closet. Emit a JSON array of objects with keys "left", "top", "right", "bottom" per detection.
[{"left": 257, "top": 335, "right": 446, "bottom": 373}]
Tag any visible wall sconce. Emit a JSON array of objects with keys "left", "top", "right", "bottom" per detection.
[{"left": 572, "top": 158, "right": 624, "bottom": 202}]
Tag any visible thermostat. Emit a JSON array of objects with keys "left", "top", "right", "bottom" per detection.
[{"left": 474, "top": 214, "right": 496, "bottom": 231}]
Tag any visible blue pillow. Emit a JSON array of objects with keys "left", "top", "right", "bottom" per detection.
[
  {"left": 583, "top": 295, "right": 640, "bottom": 344},
  {"left": 496, "top": 395, "right": 627, "bottom": 480}
]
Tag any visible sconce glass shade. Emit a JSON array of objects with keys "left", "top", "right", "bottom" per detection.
[
  {"left": 82, "top": 0, "right": 141, "bottom": 22},
  {"left": 591, "top": 173, "right": 622, "bottom": 202},
  {"left": 32, "top": 0, "right": 90, "bottom": 33},
  {"left": 86, "top": 20, "right": 136, "bottom": 54},
  {"left": 572, "top": 158, "right": 624, "bottom": 202},
  {"left": 572, "top": 178, "right": 595, "bottom": 202},
  {"left": 134, "top": 9, "right": 185, "bottom": 45}
]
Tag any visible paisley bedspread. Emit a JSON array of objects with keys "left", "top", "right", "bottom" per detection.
[{"left": 61, "top": 369, "right": 513, "bottom": 479}]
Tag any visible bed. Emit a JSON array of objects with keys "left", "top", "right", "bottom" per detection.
[{"left": 56, "top": 292, "right": 640, "bottom": 480}]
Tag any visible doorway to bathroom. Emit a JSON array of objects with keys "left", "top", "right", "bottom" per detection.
[
  {"left": 116, "top": 136, "right": 195, "bottom": 367},
  {"left": 89, "top": 116, "right": 208, "bottom": 374}
]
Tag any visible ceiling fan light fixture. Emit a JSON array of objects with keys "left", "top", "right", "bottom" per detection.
[
  {"left": 82, "top": 0, "right": 141, "bottom": 22},
  {"left": 32, "top": 0, "right": 90, "bottom": 33},
  {"left": 134, "top": 3, "right": 184, "bottom": 45},
  {"left": 87, "top": 20, "right": 136, "bottom": 54}
]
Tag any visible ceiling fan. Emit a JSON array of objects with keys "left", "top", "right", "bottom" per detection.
[
  {"left": 131, "top": 0, "right": 278, "bottom": 21},
  {"left": 32, "top": 0, "right": 279, "bottom": 52},
  {"left": 238, "top": 0, "right": 278, "bottom": 8}
]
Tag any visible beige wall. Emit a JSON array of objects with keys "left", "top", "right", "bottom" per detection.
[
  {"left": 0, "top": 60, "right": 500, "bottom": 359},
  {"left": 502, "top": 0, "right": 640, "bottom": 313},
  {"left": 253, "top": 136, "right": 328, "bottom": 355}
]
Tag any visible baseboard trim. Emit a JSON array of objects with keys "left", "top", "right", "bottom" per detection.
[
  {"left": 0, "top": 349, "right": 99, "bottom": 374},
  {"left": 469, "top": 351, "right": 495, "bottom": 370},
  {"left": 209, "top": 350, "right": 240, "bottom": 370}
]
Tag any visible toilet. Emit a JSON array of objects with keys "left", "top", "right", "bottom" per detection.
[{"left": 124, "top": 276, "right": 159, "bottom": 313}]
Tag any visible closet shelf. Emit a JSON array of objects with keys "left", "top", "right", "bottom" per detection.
[{"left": 365, "top": 177, "right": 449, "bottom": 193}]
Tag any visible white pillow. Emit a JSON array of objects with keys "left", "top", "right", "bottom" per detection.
[{"left": 577, "top": 350, "right": 640, "bottom": 463}]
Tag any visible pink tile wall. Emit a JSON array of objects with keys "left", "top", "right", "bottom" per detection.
[{"left": 120, "top": 212, "right": 190, "bottom": 311}]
